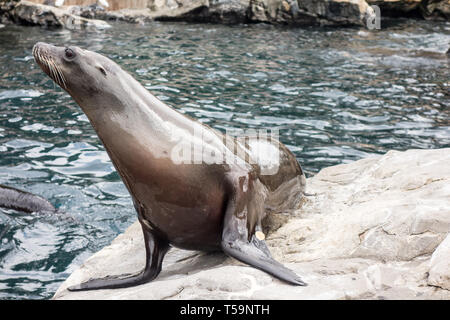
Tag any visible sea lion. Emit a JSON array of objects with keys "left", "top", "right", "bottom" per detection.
[
  {"left": 33, "top": 42, "right": 307, "bottom": 290},
  {"left": 0, "top": 184, "right": 57, "bottom": 214}
]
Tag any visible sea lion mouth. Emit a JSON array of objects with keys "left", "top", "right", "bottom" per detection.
[{"left": 33, "top": 42, "right": 67, "bottom": 89}]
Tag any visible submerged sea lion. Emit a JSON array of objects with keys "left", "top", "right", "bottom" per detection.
[
  {"left": 33, "top": 42, "right": 307, "bottom": 290},
  {"left": 0, "top": 184, "right": 57, "bottom": 214}
]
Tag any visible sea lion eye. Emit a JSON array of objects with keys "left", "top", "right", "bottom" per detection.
[
  {"left": 96, "top": 66, "right": 107, "bottom": 76},
  {"left": 65, "top": 48, "right": 75, "bottom": 59}
]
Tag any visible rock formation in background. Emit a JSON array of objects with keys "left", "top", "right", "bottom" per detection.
[
  {"left": 0, "top": 0, "right": 110, "bottom": 27},
  {"left": 367, "top": 0, "right": 423, "bottom": 18},
  {"left": 0, "top": 0, "right": 449, "bottom": 27},
  {"left": 367, "top": 0, "right": 449, "bottom": 20},
  {"left": 248, "top": 0, "right": 375, "bottom": 26},
  {"left": 421, "top": 0, "right": 450, "bottom": 19}
]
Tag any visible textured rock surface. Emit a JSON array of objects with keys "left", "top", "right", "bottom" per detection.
[
  {"left": 152, "top": 0, "right": 378, "bottom": 26},
  {"left": 53, "top": 148, "right": 450, "bottom": 300},
  {"left": 249, "top": 0, "right": 376, "bottom": 26},
  {"left": 421, "top": 0, "right": 450, "bottom": 19},
  {"left": 428, "top": 234, "right": 450, "bottom": 290},
  {"left": 2, "top": 0, "right": 449, "bottom": 26},
  {"left": 2, "top": 0, "right": 110, "bottom": 27},
  {"left": 0, "top": 0, "right": 378, "bottom": 26},
  {"left": 72, "top": 1, "right": 210, "bottom": 23},
  {"left": 177, "top": 0, "right": 251, "bottom": 24},
  {"left": 0, "top": 0, "right": 19, "bottom": 23}
]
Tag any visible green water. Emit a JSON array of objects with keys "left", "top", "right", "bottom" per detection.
[{"left": 0, "top": 20, "right": 449, "bottom": 299}]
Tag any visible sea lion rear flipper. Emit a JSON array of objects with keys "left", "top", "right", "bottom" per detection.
[
  {"left": 220, "top": 179, "right": 306, "bottom": 286},
  {"left": 67, "top": 223, "right": 169, "bottom": 291},
  {"left": 222, "top": 233, "right": 306, "bottom": 286}
]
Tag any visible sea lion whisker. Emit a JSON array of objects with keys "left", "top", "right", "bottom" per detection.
[
  {"left": 51, "top": 61, "right": 64, "bottom": 88},
  {"left": 55, "top": 64, "right": 67, "bottom": 89},
  {"left": 47, "top": 61, "right": 58, "bottom": 88},
  {"left": 48, "top": 60, "right": 57, "bottom": 81},
  {"left": 40, "top": 54, "right": 50, "bottom": 74},
  {"left": 40, "top": 54, "right": 51, "bottom": 72},
  {"left": 53, "top": 60, "right": 67, "bottom": 89},
  {"left": 55, "top": 65, "right": 66, "bottom": 88},
  {"left": 48, "top": 60, "right": 63, "bottom": 89},
  {"left": 38, "top": 51, "right": 61, "bottom": 89}
]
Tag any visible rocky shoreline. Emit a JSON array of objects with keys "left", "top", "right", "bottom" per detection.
[
  {"left": 0, "top": 0, "right": 448, "bottom": 28},
  {"left": 53, "top": 148, "right": 450, "bottom": 300}
]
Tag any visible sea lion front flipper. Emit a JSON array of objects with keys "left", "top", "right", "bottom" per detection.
[
  {"left": 67, "top": 223, "right": 169, "bottom": 291},
  {"left": 220, "top": 180, "right": 307, "bottom": 286}
]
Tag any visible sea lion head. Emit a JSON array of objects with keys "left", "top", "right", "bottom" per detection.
[{"left": 33, "top": 42, "right": 122, "bottom": 111}]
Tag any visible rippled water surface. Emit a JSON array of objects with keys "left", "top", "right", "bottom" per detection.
[{"left": 0, "top": 19, "right": 449, "bottom": 299}]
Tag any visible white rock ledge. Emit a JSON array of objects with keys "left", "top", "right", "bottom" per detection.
[{"left": 53, "top": 148, "right": 450, "bottom": 300}]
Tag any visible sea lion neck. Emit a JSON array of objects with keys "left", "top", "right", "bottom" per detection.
[
  {"left": 95, "top": 84, "right": 193, "bottom": 164},
  {"left": 67, "top": 63, "right": 190, "bottom": 155}
]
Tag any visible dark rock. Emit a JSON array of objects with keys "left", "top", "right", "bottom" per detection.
[
  {"left": 421, "top": 0, "right": 450, "bottom": 20},
  {"left": 176, "top": 0, "right": 251, "bottom": 24},
  {"left": 249, "top": 0, "right": 376, "bottom": 26},
  {"left": 0, "top": 0, "right": 19, "bottom": 24},
  {"left": 367, "top": 0, "right": 450, "bottom": 20},
  {"left": 367, "top": 0, "right": 423, "bottom": 18}
]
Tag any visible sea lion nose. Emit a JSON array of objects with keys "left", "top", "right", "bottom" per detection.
[
  {"left": 33, "top": 42, "right": 60, "bottom": 63},
  {"left": 33, "top": 42, "right": 48, "bottom": 58},
  {"left": 33, "top": 42, "right": 58, "bottom": 54},
  {"left": 33, "top": 42, "right": 47, "bottom": 52}
]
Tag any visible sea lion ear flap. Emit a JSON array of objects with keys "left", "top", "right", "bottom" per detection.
[{"left": 95, "top": 65, "right": 107, "bottom": 76}]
